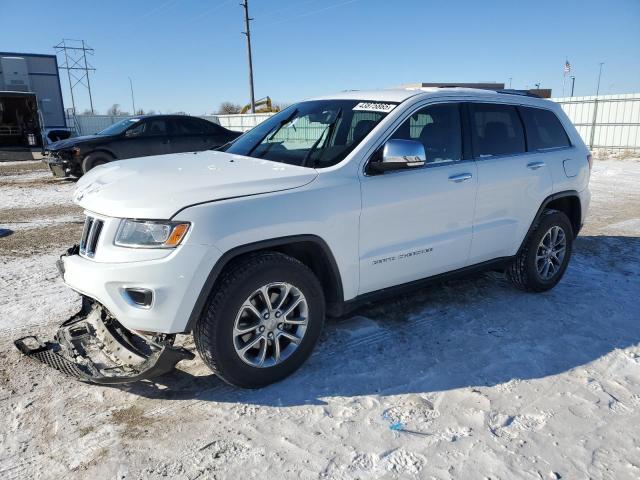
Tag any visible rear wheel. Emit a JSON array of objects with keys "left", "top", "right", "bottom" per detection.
[
  {"left": 194, "top": 252, "right": 325, "bottom": 388},
  {"left": 507, "top": 209, "right": 574, "bottom": 292},
  {"left": 81, "top": 153, "right": 113, "bottom": 174}
]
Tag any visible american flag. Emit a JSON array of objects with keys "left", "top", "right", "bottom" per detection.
[{"left": 564, "top": 60, "right": 571, "bottom": 75}]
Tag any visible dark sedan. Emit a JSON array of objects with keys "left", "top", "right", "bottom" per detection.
[{"left": 45, "top": 114, "right": 242, "bottom": 177}]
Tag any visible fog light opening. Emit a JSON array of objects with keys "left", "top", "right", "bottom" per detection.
[{"left": 124, "top": 288, "right": 153, "bottom": 308}]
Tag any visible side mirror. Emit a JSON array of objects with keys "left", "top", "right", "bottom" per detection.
[{"left": 369, "top": 139, "right": 426, "bottom": 173}]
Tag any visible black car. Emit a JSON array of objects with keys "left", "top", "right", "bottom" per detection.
[{"left": 45, "top": 114, "right": 241, "bottom": 177}]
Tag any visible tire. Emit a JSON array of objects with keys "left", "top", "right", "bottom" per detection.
[
  {"left": 81, "top": 153, "right": 113, "bottom": 175},
  {"left": 194, "top": 252, "right": 325, "bottom": 388},
  {"left": 507, "top": 209, "right": 574, "bottom": 292}
]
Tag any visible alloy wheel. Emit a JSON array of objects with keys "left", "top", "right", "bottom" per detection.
[
  {"left": 232, "top": 282, "right": 308, "bottom": 368},
  {"left": 535, "top": 225, "right": 567, "bottom": 280}
]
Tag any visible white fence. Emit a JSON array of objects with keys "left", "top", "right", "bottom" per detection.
[
  {"left": 68, "top": 93, "right": 640, "bottom": 151},
  {"left": 552, "top": 93, "right": 640, "bottom": 151}
]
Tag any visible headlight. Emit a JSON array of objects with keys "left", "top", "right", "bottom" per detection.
[{"left": 115, "top": 220, "right": 190, "bottom": 248}]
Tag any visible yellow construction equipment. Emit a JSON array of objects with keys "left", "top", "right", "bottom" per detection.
[{"left": 240, "top": 96, "right": 280, "bottom": 114}]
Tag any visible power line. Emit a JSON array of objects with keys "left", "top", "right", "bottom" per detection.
[{"left": 257, "top": 0, "right": 360, "bottom": 28}]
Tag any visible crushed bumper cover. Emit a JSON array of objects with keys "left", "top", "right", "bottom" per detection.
[
  {"left": 44, "top": 156, "right": 71, "bottom": 177},
  {"left": 14, "top": 299, "right": 194, "bottom": 385}
]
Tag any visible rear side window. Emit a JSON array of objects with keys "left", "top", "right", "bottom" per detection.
[
  {"left": 172, "top": 118, "right": 209, "bottom": 135},
  {"left": 469, "top": 103, "right": 525, "bottom": 157},
  {"left": 390, "top": 103, "right": 462, "bottom": 163},
  {"left": 144, "top": 119, "right": 168, "bottom": 136},
  {"left": 520, "top": 107, "right": 571, "bottom": 150}
]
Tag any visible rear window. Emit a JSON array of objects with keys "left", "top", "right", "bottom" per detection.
[
  {"left": 469, "top": 103, "right": 526, "bottom": 157},
  {"left": 520, "top": 107, "right": 571, "bottom": 150}
]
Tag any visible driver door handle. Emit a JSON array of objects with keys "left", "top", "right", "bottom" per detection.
[
  {"left": 527, "top": 161, "right": 546, "bottom": 170},
  {"left": 448, "top": 173, "right": 473, "bottom": 183}
]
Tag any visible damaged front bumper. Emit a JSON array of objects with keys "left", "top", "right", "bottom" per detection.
[
  {"left": 14, "top": 298, "right": 194, "bottom": 385},
  {"left": 43, "top": 155, "right": 72, "bottom": 177}
]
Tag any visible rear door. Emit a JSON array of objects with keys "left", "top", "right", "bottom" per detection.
[
  {"left": 467, "top": 102, "right": 553, "bottom": 263},
  {"left": 358, "top": 102, "right": 478, "bottom": 294}
]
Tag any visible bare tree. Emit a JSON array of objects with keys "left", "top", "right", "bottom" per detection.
[
  {"left": 217, "top": 102, "right": 242, "bottom": 114},
  {"left": 107, "top": 104, "right": 122, "bottom": 116}
]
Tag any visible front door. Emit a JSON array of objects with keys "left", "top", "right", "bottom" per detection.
[
  {"left": 120, "top": 117, "right": 173, "bottom": 159},
  {"left": 358, "top": 102, "right": 477, "bottom": 295}
]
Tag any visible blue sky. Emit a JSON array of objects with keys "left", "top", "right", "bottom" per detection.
[{"left": 1, "top": 0, "right": 639, "bottom": 114}]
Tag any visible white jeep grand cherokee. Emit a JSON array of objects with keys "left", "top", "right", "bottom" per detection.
[{"left": 16, "top": 88, "right": 591, "bottom": 388}]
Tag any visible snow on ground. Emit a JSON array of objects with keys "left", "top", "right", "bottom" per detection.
[
  {"left": 0, "top": 169, "right": 77, "bottom": 210},
  {"left": 0, "top": 158, "right": 639, "bottom": 479}
]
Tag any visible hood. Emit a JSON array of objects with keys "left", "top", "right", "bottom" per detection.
[
  {"left": 49, "top": 134, "right": 105, "bottom": 150},
  {"left": 73, "top": 150, "right": 318, "bottom": 219}
]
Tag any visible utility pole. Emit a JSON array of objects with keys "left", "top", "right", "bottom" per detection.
[
  {"left": 570, "top": 76, "right": 575, "bottom": 97},
  {"left": 241, "top": 0, "right": 256, "bottom": 113},
  {"left": 54, "top": 39, "right": 96, "bottom": 114},
  {"left": 508, "top": 77, "right": 512, "bottom": 88},
  {"left": 128, "top": 76, "right": 136, "bottom": 114},
  {"left": 595, "top": 62, "right": 604, "bottom": 97}
]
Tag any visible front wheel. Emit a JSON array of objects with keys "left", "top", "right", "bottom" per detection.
[
  {"left": 507, "top": 209, "right": 574, "bottom": 292},
  {"left": 81, "top": 153, "right": 113, "bottom": 174},
  {"left": 194, "top": 252, "right": 325, "bottom": 388}
]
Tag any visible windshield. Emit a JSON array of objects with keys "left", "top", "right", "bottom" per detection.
[
  {"left": 225, "top": 100, "right": 397, "bottom": 168},
  {"left": 97, "top": 118, "right": 141, "bottom": 136}
]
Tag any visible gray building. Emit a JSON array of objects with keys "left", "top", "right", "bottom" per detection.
[{"left": 0, "top": 52, "right": 67, "bottom": 147}]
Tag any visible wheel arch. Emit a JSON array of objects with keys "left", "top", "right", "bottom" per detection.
[
  {"left": 85, "top": 148, "right": 117, "bottom": 161},
  {"left": 184, "top": 235, "right": 344, "bottom": 332},
  {"left": 519, "top": 190, "right": 582, "bottom": 253}
]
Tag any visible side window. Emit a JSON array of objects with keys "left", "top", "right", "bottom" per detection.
[
  {"left": 390, "top": 103, "right": 462, "bottom": 163},
  {"left": 520, "top": 107, "right": 571, "bottom": 150},
  {"left": 469, "top": 103, "right": 525, "bottom": 157},
  {"left": 172, "top": 118, "right": 204, "bottom": 135},
  {"left": 144, "top": 119, "right": 168, "bottom": 136},
  {"left": 125, "top": 121, "right": 145, "bottom": 137}
]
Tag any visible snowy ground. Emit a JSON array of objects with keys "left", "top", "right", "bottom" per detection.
[{"left": 0, "top": 158, "right": 639, "bottom": 479}]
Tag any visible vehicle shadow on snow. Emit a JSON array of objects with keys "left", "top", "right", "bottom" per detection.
[{"left": 121, "top": 235, "right": 640, "bottom": 406}]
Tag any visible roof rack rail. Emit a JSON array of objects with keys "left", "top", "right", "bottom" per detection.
[{"left": 497, "top": 89, "right": 541, "bottom": 98}]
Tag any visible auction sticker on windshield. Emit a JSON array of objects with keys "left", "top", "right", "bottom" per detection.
[{"left": 353, "top": 102, "right": 397, "bottom": 113}]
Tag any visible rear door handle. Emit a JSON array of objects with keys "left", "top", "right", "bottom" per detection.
[
  {"left": 448, "top": 173, "right": 473, "bottom": 183},
  {"left": 527, "top": 161, "right": 546, "bottom": 170}
]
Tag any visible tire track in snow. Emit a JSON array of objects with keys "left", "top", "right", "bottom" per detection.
[{"left": 145, "top": 308, "right": 446, "bottom": 418}]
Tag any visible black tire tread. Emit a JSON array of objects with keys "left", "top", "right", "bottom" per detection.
[
  {"left": 194, "top": 251, "right": 323, "bottom": 388},
  {"left": 81, "top": 152, "right": 113, "bottom": 174},
  {"left": 507, "top": 209, "right": 572, "bottom": 292}
]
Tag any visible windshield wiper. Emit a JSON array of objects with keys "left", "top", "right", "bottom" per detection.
[
  {"left": 302, "top": 108, "right": 342, "bottom": 167},
  {"left": 247, "top": 109, "right": 298, "bottom": 157}
]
